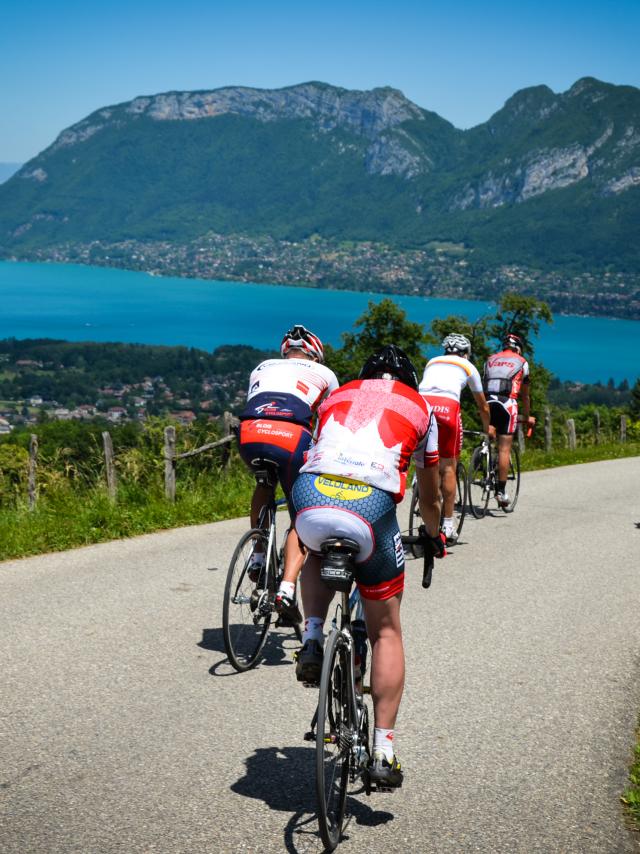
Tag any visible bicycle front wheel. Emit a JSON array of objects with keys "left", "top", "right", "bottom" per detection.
[
  {"left": 222, "top": 529, "right": 272, "bottom": 672},
  {"left": 407, "top": 480, "right": 424, "bottom": 558},
  {"left": 502, "top": 445, "right": 521, "bottom": 513},
  {"left": 467, "top": 446, "right": 490, "bottom": 519},
  {"left": 454, "top": 460, "right": 468, "bottom": 536},
  {"left": 316, "top": 630, "right": 351, "bottom": 852}
]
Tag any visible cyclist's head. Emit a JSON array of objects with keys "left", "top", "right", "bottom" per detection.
[
  {"left": 280, "top": 325, "right": 324, "bottom": 362},
  {"left": 503, "top": 332, "right": 523, "bottom": 354},
  {"left": 359, "top": 344, "right": 419, "bottom": 391},
  {"left": 442, "top": 333, "right": 471, "bottom": 357}
]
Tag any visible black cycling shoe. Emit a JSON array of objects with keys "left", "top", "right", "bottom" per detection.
[
  {"left": 368, "top": 751, "right": 403, "bottom": 788},
  {"left": 295, "top": 640, "right": 323, "bottom": 684},
  {"left": 275, "top": 591, "right": 303, "bottom": 625}
]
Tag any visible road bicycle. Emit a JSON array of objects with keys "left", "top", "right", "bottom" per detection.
[
  {"left": 222, "top": 468, "right": 302, "bottom": 672},
  {"left": 305, "top": 529, "right": 433, "bottom": 851},
  {"left": 407, "top": 460, "right": 467, "bottom": 556},
  {"left": 466, "top": 430, "right": 521, "bottom": 517}
]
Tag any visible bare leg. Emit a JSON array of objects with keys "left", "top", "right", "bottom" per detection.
[
  {"left": 497, "top": 435, "right": 513, "bottom": 483},
  {"left": 362, "top": 594, "right": 404, "bottom": 730},
  {"left": 282, "top": 528, "right": 306, "bottom": 585},
  {"left": 439, "top": 457, "right": 457, "bottom": 518},
  {"left": 300, "top": 553, "right": 334, "bottom": 622},
  {"left": 250, "top": 483, "right": 272, "bottom": 529}
]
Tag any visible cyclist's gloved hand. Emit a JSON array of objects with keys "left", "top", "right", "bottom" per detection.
[{"left": 418, "top": 525, "right": 447, "bottom": 559}]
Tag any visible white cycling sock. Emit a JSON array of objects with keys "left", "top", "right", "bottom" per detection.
[
  {"left": 373, "top": 727, "right": 395, "bottom": 762},
  {"left": 442, "top": 516, "right": 454, "bottom": 533},
  {"left": 302, "top": 617, "right": 324, "bottom": 646},
  {"left": 277, "top": 580, "right": 295, "bottom": 600}
]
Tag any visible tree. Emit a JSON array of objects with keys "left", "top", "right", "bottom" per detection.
[
  {"left": 630, "top": 379, "right": 640, "bottom": 419},
  {"left": 325, "top": 299, "right": 429, "bottom": 382},
  {"left": 489, "top": 292, "right": 553, "bottom": 360},
  {"left": 427, "top": 314, "right": 492, "bottom": 367}
]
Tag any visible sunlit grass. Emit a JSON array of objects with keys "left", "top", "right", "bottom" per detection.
[{"left": 622, "top": 721, "right": 640, "bottom": 831}]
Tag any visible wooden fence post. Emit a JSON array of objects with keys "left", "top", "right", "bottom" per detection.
[
  {"left": 517, "top": 424, "right": 525, "bottom": 455},
  {"left": 28, "top": 434, "right": 38, "bottom": 511},
  {"left": 544, "top": 407, "right": 552, "bottom": 453},
  {"left": 620, "top": 415, "right": 627, "bottom": 444},
  {"left": 164, "top": 425, "right": 176, "bottom": 501},
  {"left": 566, "top": 418, "right": 577, "bottom": 451},
  {"left": 594, "top": 409, "right": 601, "bottom": 445},
  {"left": 221, "top": 410, "right": 236, "bottom": 469},
  {"left": 102, "top": 431, "right": 117, "bottom": 502}
]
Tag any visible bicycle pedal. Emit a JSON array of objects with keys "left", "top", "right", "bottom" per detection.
[{"left": 303, "top": 730, "right": 316, "bottom": 742}]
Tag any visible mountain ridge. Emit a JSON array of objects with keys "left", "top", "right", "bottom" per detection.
[{"left": 1, "top": 77, "right": 639, "bottom": 303}]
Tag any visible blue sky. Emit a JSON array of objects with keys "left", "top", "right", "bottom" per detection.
[{"left": 1, "top": 0, "right": 639, "bottom": 162}]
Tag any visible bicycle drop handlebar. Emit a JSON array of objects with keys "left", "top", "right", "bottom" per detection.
[{"left": 400, "top": 531, "right": 436, "bottom": 589}]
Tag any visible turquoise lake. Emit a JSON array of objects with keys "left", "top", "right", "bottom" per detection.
[{"left": 0, "top": 260, "right": 637, "bottom": 384}]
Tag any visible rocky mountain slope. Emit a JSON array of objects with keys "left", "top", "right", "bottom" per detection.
[{"left": 1, "top": 78, "right": 638, "bottom": 272}]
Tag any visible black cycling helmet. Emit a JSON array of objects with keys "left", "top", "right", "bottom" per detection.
[
  {"left": 503, "top": 332, "right": 524, "bottom": 353},
  {"left": 358, "top": 344, "right": 419, "bottom": 390}
]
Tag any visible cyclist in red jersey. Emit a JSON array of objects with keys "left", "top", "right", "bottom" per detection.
[
  {"left": 483, "top": 333, "right": 536, "bottom": 507},
  {"left": 419, "top": 333, "right": 494, "bottom": 543},
  {"left": 237, "top": 325, "right": 338, "bottom": 618},
  {"left": 290, "top": 345, "right": 444, "bottom": 788}
]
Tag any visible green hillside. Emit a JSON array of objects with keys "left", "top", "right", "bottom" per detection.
[{"left": 0, "top": 78, "right": 639, "bottom": 273}]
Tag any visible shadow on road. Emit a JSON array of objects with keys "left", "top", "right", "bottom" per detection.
[
  {"left": 231, "top": 745, "right": 394, "bottom": 852},
  {"left": 198, "top": 627, "right": 300, "bottom": 676}
]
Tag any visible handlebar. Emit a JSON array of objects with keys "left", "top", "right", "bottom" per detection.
[{"left": 401, "top": 533, "right": 435, "bottom": 589}]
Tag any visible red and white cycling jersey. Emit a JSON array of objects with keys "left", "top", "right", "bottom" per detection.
[
  {"left": 242, "top": 358, "right": 339, "bottom": 427},
  {"left": 300, "top": 378, "right": 439, "bottom": 502},
  {"left": 483, "top": 350, "right": 529, "bottom": 400},
  {"left": 418, "top": 354, "right": 483, "bottom": 402}
]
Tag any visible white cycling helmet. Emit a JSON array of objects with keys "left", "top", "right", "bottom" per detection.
[
  {"left": 280, "top": 324, "right": 325, "bottom": 362},
  {"left": 442, "top": 333, "right": 471, "bottom": 356}
]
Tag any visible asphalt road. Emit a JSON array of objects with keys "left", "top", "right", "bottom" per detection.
[{"left": 1, "top": 458, "right": 639, "bottom": 853}]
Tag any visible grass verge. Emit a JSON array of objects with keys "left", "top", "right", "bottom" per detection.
[
  {"left": 622, "top": 722, "right": 640, "bottom": 832},
  {"left": 519, "top": 442, "right": 640, "bottom": 471},
  {"left": 0, "top": 467, "right": 255, "bottom": 562}
]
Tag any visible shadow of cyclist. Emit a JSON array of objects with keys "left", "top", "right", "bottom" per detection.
[
  {"left": 198, "top": 628, "right": 300, "bottom": 675},
  {"left": 232, "top": 745, "right": 394, "bottom": 853}
]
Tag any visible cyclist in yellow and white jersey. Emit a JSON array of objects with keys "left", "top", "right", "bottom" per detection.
[{"left": 419, "top": 334, "right": 494, "bottom": 542}]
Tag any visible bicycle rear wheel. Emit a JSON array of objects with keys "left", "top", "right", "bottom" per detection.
[
  {"left": 407, "top": 480, "right": 424, "bottom": 558},
  {"left": 316, "top": 629, "right": 351, "bottom": 852},
  {"left": 502, "top": 445, "right": 521, "bottom": 513},
  {"left": 222, "top": 529, "right": 272, "bottom": 671},
  {"left": 467, "top": 446, "right": 490, "bottom": 519}
]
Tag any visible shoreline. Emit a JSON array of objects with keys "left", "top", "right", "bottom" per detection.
[{"left": 2, "top": 254, "right": 638, "bottom": 324}]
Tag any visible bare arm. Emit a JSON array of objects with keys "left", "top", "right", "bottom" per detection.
[
  {"left": 416, "top": 465, "right": 441, "bottom": 538},
  {"left": 520, "top": 383, "right": 531, "bottom": 421}
]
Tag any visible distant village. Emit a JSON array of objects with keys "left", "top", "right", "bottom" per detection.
[{"left": 0, "top": 352, "right": 248, "bottom": 434}]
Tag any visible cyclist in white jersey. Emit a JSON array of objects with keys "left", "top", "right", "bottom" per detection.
[
  {"left": 237, "top": 325, "right": 338, "bottom": 617},
  {"left": 419, "top": 334, "right": 494, "bottom": 542}
]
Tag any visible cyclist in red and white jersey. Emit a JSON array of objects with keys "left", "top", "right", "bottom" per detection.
[
  {"left": 237, "top": 325, "right": 338, "bottom": 617},
  {"left": 291, "top": 345, "right": 443, "bottom": 788},
  {"left": 483, "top": 333, "right": 535, "bottom": 507},
  {"left": 419, "top": 334, "right": 494, "bottom": 543}
]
